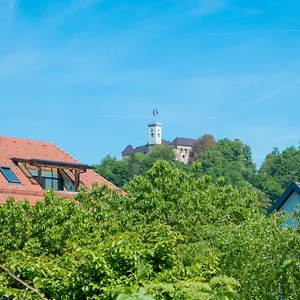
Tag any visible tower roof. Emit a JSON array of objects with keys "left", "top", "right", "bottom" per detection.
[
  {"left": 162, "top": 139, "right": 171, "bottom": 146},
  {"left": 148, "top": 122, "right": 162, "bottom": 127},
  {"left": 122, "top": 145, "right": 135, "bottom": 155}
]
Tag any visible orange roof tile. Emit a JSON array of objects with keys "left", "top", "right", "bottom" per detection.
[{"left": 0, "top": 136, "right": 119, "bottom": 205}]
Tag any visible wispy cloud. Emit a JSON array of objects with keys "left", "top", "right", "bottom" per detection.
[
  {"left": 1, "top": 0, "right": 300, "bottom": 165},
  {"left": 8, "top": 0, "right": 16, "bottom": 11},
  {"left": 0, "top": 50, "right": 45, "bottom": 77},
  {"left": 244, "top": 9, "right": 263, "bottom": 17},
  {"left": 42, "top": 0, "right": 101, "bottom": 29},
  {"left": 0, "top": 0, "right": 16, "bottom": 27},
  {"left": 191, "top": 0, "right": 226, "bottom": 15},
  {"left": 201, "top": 28, "right": 300, "bottom": 36},
  {"left": 245, "top": 77, "right": 300, "bottom": 108},
  {"left": 275, "top": 131, "right": 300, "bottom": 144}
]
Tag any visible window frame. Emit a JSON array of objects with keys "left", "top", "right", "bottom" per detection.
[
  {"left": 30, "top": 168, "right": 75, "bottom": 192},
  {"left": 0, "top": 166, "right": 21, "bottom": 184}
]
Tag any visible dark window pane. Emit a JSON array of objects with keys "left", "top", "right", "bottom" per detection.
[
  {"left": 31, "top": 168, "right": 72, "bottom": 192},
  {"left": 45, "top": 178, "right": 52, "bottom": 189},
  {"left": 34, "top": 176, "right": 64, "bottom": 191},
  {"left": 52, "top": 178, "right": 58, "bottom": 190},
  {"left": 0, "top": 167, "right": 21, "bottom": 184},
  {"left": 64, "top": 179, "right": 75, "bottom": 192},
  {"left": 58, "top": 178, "right": 64, "bottom": 191}
]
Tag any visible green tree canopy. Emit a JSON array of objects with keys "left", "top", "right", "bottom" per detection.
[
  {"left": 191, "top": 134, "right": 217, "bottom": 161},
  {"left": 260, "top": 146, "right": 300, "bottom": 188},
  {"left": 95, "top": 145, "right": 177, "bottom": 189},
  {"left": 0, "top": 161, "right": 299, "bottom": 299},
  {"left": 149, "top": 145, "right": 176, "bottom": 162},
  {"left": 95, "top": 136, "right": 300, "bottom": 209}
]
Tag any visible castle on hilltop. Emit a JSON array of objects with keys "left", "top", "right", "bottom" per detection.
[{"left": 122, "top": 122, "right": 197, "bottom": 164}]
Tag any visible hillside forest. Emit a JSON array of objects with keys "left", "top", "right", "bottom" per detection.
[{"left": 95, "top": 134, "right": 300, "bottom": 210}]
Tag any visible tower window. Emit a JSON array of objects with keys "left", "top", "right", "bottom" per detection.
[{"left": 0, "top": 166, "right": 21, "bottom": 184}]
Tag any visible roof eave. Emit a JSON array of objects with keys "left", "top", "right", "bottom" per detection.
[
  {"left": 12, "top": 157, "right": 93, "bottom": 171},
  {"left": 268, "top": 181, "right": 300, "bottom": 214}
]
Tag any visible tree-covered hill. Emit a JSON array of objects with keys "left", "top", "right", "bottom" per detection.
[
  {"left": 94, "top": 136, "right": 284, "bottom": 209},
  {"left": 260, "top": 146, "right": 300, "bottom": 188},
  {"left": 1, "top": 161, "right": 299, "bottom": 299}
]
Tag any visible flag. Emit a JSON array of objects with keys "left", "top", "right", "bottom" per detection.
[{"left": 152, "top": 108, "right": 159, "bottom": 116}]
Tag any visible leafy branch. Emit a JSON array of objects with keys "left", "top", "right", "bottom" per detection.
[{"left": 0, "top": 264, "right": 46, "bottom": 299}]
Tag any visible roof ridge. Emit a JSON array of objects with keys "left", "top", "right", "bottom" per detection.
[
  {"left": 0, "top": 136, "right": 79, "bottom": 162},
  {"left": 173, "top": 136, "right": 197, "bottom": 140},
  {"left": 0, "top": 135, "right": 52, "bottom": 144},
  {"left": 89, "top": 169, "right": 123, "bottom": 192},
  {"left": 49, "top": 142, "right": 80, "bottom": 163}
]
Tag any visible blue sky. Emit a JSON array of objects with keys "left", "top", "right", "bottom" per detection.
[{"left": 1, "top": 0, "right": 300, "bottom": 167}]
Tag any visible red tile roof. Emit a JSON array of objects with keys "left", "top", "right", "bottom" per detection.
[
  {"left": 0, "top": 136, "right": 119, "bottom": 205},
  {"left": 170, "top": 137, "right": 197, "bottom": 147}
]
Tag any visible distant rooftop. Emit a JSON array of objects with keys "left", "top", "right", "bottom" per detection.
[{"left": 170, "top": 137, "right": 197, "bottom": 147}]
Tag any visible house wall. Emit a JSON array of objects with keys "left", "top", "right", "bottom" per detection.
[
  {"left": 280, "top": 191, "right": 300, "bottom": 227},
  {"left": 281, "top": 191, "right": 300, "bottom": 212}
]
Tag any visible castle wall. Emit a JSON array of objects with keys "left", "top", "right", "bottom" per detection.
[{"left": 173, "top": 146, "right": 193, "bottom": 164}]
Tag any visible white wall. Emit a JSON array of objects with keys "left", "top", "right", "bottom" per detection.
[
  {"left": 280, "top": 191, "right": 300, "bottom": 227},
  {"left": 148, "top": 123, "right": 162, "bottom": 145},
  {"left": 281, "top": 192, "right": 300, "bottom": 213},
  {"left": 174, "top": 146, "right": 193, "bottom": 164}
]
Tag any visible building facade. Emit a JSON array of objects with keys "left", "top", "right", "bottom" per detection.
[
  {"left": 268, "top": 181, "right": 300, "bottom": 227},
  {"left": 122, "top": 122, "right": 197, "bottom": 164}
]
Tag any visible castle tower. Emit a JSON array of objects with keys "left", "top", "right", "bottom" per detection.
[{"left": 148, "top": 122, "right": 162, "bottom": 145}]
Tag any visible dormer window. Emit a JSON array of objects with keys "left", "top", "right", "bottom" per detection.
[
  {"left": 12, "top": 158, "right": 92, "bottom": 192},
  {"left": 0, "top": 166, "right": 21, "bottom": 184},
  {"left": 29, "top": 168, "right": 70, "bottom": 191}
]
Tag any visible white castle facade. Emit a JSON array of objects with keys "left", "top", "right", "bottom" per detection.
[{"left": 122, "top": 122, "right": 197, "bottom": 164}]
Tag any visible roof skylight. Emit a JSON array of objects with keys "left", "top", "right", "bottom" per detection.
[{"left": 0, "top": 166, "right": 21, "bottom": 184}]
